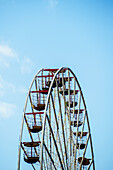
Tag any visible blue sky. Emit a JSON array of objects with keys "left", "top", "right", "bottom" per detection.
[{"left": 0, "top": 0, "right": 113, "bottom": 169}]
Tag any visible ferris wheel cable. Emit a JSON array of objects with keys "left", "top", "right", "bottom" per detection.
[
  {"left": 50, "top": 93, "right": 66, "bottom": 168},
  {"left": 43, "top": 142, "right": 57, "bottom": 170},
  {"left": 46, "top": 114, "right": 64, "bottom": 170},
  {"left": 45, "top": 150, "right": 48, "bottom": 170},
  {"left": 31, "top": 164, "right": 36, "bottom": 170},
  {"left": 60, "top": 72, "right": 70, "bottom": 169},
  {"left": 52, "top": 113, "right": 56, "bottom": 168},
  {"left": 56, "top": 78, "right": 69, "bottom": 170},
  {"left": 45, "top": 117, "right": 57, "bottom": 167},
  {"left": 44, "top": 126, "right": 48, "bottom": 169},
  {"left": 87, "top": 159, "right": 94, "bottom": 170},
  {"left": 61, "top": 72, "right": 66, "bottom": 113},
  {"left": 61, "top": 72, "right": 68, "bottom": 146}
]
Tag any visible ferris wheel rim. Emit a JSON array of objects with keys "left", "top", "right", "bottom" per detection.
[{"left": 18, "top": 67, "right": 95, "bottom": 170}]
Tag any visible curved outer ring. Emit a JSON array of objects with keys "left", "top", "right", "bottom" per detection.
[{"left": 18, "top": 67, "right": 95, "bottom": 170}]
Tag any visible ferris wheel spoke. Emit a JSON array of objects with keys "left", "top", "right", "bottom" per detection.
[
  {"left": 56, "top": 78, "right": 69, "bottom": 170},
  {"left": 87, "top": 159, "right": 94, "bottom": 170},
  {"left": 61, "top": 72, "right": 70, "bottom": 170},
  {"left": 46, "top": 114, "right": 64, "bottom": 170},
  {"left": 43, "top": 142, "right": 57, "bottom": 170},
  {"left": 31, "top": 164, "right": 36, "bottom": 170},
  {"left": 50, "top": 93, "right": 66, "bottom": 168},
  {"left": 42, "top": 151, "right": 46, "bottom": 170},
  {"left": 61, "top": 72, "right": 66, "bottom": 113},
  {"left": 43, "top": 123, "right": 49, "bottom": 169}
]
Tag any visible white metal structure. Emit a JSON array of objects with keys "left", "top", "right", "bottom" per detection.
[{"left": 18, "top": 67, "right": 95, "bottom": 170}]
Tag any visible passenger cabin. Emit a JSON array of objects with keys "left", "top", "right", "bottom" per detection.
[
  {"left": 32, "top": 103, "right": 45, "bottom": 111},
  {"left": 24, "top": 156, "right": 39, "bottom": 164},
  {"left": 78, "top": 157, "right": 90, "bottom": 165},
  {"left": 23, "top": 141, "right": 40, "bottom": 164},
  {"left": 28, "top": 117, "right": 42, "bottom": 133},
  {"left": 29, "top": 124, "right": 42, "bottom": 133}
]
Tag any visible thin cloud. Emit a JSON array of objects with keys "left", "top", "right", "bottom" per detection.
[
  {"left": 0, "top": 45, "right": 16, "bottom": 57},
  {"left": 0, "top": 101, "right": 16, "bottom": 118},
  {"left": 0, "top": 75, "right": 16, "bottom": 96},
  {"left": 0, "top": 75, "right": 4, "bottom": 95},
  {"left": 0, "top": 44, "right": 18, "bottom": 68},
  {"left": 19, "top": 87, "right": 27, "bottom": 94},
  {"left": 20, "top": 57, "right": 34, "bottom": 74},
  {"left": 0, "top": 75, "right": 3, "bottom": 88},
  {"left": 0, "top": 75, "right": 28, "bottom": 95},
  {"left": 0, "top": 56, "right": 10, "bottom": 67},
  {"left": 47, "top": 0, "right": 59, "bottom": 9}
]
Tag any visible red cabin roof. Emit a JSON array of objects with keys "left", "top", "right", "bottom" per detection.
[
  {"left": 44, "top": 69, "right": 58, "bottom": 72},
  {"left": 25, "top": 112, "right": 44, "bottom": 115}
]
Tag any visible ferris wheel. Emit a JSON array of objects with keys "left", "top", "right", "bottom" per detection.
[{"left": 18, "top": 67, "right": 95, "bottom": 170}]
